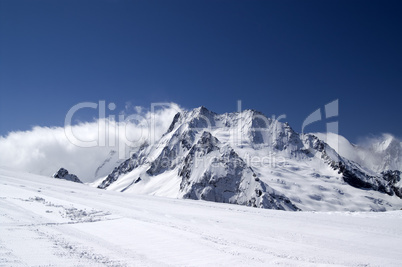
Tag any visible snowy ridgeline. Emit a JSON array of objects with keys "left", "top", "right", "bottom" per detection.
[
  {"left": 1, "top": 168, "right": 402, "bottom": 266},
  {"left": 92, "top": 106, "right": 402, "bottom": 212}
]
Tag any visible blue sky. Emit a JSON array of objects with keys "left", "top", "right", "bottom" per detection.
[{"left": 1, "top": 0, "right": 401, "bottom": 142}]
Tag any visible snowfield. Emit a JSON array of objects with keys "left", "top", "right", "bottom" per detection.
[{"left": 1, "top": 168, "right": 402, "bottom": 266}]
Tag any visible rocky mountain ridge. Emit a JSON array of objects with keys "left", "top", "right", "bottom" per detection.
[{"left": 95, "top": 107, "right": 402, "bottom": 211}]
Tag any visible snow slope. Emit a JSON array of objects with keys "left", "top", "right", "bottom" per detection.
[
  {"left": 1, "top": 168, "right": 402, "bottom": 266},
  {"left": 314, "top": 132, "right": 402, "bottom": 173}
]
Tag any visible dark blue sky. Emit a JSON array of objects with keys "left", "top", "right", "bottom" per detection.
[{"left": 1, "top": 0, "right": 401, "bottom": 142}]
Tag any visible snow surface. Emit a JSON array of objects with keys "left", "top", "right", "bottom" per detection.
[{"left": 1, "top": 168, "right": 402, "bottom": 266}]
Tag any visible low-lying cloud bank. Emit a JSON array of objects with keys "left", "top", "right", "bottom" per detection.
[{"left": 0, "top": 103, "right": 182, "bottom": 182}]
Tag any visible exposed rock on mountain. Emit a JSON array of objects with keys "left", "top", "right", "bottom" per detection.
[{"left": 53, "top": 168, "right": 82, "bottom": 183}]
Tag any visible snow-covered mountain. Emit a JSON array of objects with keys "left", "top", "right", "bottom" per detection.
[
  {"left": 94, "top": 106, "right": 402, "bottom": 211},
  {"left": 314, "top": 132, "right": 402, "bottom": 174}
]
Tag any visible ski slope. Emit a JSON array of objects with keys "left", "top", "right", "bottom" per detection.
[{"left": 1, "top": 168, "right": 402, "bottom": 266}]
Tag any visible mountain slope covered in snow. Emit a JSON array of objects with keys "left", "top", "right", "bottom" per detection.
[
  {"left": 314, "top": 132, "right": 402, "bottom": 174},
  {"left": 95, "top": 107, "right": 402, "bottom": 211}
]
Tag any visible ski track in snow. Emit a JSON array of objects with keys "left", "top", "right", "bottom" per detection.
[{"left": 1, "top": 168, "right": 402, "bottom": 266}]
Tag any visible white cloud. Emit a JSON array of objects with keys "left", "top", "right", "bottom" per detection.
[
  {"left": 0, "top": 103, "right": 183, "bottom": 182},
  {"left": 134, "top": 106, "right": 143, "bottom": 114}
]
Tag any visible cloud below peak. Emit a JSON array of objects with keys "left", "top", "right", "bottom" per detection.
[{"left": 0, "top": 103, "right": 183, "bottom": 182}]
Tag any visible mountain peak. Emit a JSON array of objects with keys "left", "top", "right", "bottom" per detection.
[
  {"left": 95, "top": 107, "right": 402, "bottom": 212},
  {"left": 193, "top": 106, "right": 217, "bottom": 117}
]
